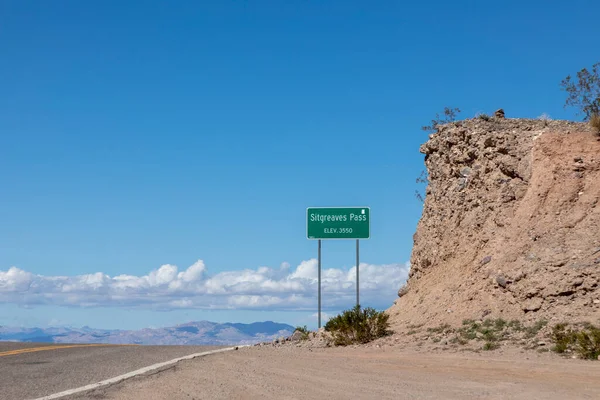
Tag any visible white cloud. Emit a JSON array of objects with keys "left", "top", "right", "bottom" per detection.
[
  {"left": 311, "top": 312, "right": 332, "bottom": 322},
  {"left": 0, "top": 260, "right": 410, "bottom": 311}
]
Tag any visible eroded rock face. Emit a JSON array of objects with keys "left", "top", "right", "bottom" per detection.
[{"left": 389, "top": 118, "right": 600, "bottom": 329}]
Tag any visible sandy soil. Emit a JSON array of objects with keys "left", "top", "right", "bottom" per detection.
[{"left": 71, "top": 346, "right": 600, "bottom": 400}]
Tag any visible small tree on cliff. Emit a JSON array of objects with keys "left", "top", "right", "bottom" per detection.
[
  {"left": 560, "top": 62, "right": 600, "bottom": 121},
  {"left": 421, "top": 106, "right": 461, "bottom": 133}
]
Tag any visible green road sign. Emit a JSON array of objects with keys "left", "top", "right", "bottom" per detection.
[{"left": 306, "top": 207, "right": 370, "bottom": 240}]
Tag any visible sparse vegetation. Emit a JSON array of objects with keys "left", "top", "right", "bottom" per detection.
[
  {"left": 414, "top": 318, "right": 557, "bottom": 352},
  {"left": 427, "top": 323, "right": 451, "bottom": 334},
  {"left": 483, "top": 341, "right": 500, "bottom": 351},
  {"left": 560, "top": 62, "right": 600, "bottom": 121},
  {"left": 550, "top": 323, "right": 600, "bottom": 360},
  {"left": 494, "top": 318, "right": 507, "bottom": 331},
  {"left": 415, "top": 170, "right": 429, "bottom": 203},
  {"left": 416, "top": 107, "right": 462, "bottom": 202},
  {"left": 537, "top": 113, "right": 552, "bottom": 127},
  {"left": 525, "top": 319, "right": 548, "bottom": 338},
  {"left": 450, "top": 335, "right": 468, "bottom": 345},
  {"left": 295, "top": 325, "right": 310, "bottom": 340},
  {"left": 537, "top": 113, "right": 552, "bottom": 121},
  {"left": 421, "top": 107, "right": 461, "bottom": 133},
  {"left": 507, "top": 319, "right": 524, "bottom": 332},
  {"left": 476, "top": 112, "right": 490, "bottom": 121},
  {"left": 324, "top": 305, "right": 392, "bottom": 346},
  {"left": 416, "top": 107, "right": 461, "bottom": 202}
]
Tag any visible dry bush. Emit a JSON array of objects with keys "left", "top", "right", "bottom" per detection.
[{"left": 324, "top": 305, "right": 392, "bottom": 346}]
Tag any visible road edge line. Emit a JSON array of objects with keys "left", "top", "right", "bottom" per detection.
[{"left": 31, "top": 345, "right": 247, "bottom": 400}]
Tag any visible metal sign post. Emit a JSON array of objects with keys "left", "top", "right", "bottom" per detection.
[
  {"left": 307, "top": 207, "right": 370, "bottom": 329},
  {"left": 318, "top": 239, "right": 322, "bottom": 329},
  {"left": 356, "top": 239, "right": 359, "bottom": 308}
]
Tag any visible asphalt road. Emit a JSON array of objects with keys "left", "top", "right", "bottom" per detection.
[{"left": 0, "top": 341, "right": 226, "bottom": 400}]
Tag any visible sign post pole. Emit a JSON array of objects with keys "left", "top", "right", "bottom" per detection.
[
  {"left": 318, "top": 239, "right": 322, "bottom": 329},
  {"left": 356, "top": 239, "right": 359, "bottom": 308}
]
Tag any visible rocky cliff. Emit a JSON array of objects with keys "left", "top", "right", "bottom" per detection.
[{"left": 389, "top": 116, "right": 600, "bottom": 330}]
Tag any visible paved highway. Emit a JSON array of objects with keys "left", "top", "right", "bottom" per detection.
[{"left": 0, "top": 341, "right": 226, "bottom": 400}]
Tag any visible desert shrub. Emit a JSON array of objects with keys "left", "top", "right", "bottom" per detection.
[
  {"left": 415, "top": 170, "right": 429, "bottom": 203},
  {"left": 427, "top": 323, "right": 451, "bottom": 334},
  {"left": 550, "top": 323, "right": 600, "bottom": 360},
  {"left": 324, "top": 305, "right": 392, "bottom": 346},
  {"left": 537, "top": 348, "right": 550, "bottom": 353},
  {"left": 508, "top": 319, "right": 524, "bottom": 331},
  {"left": 461, "top": 329, "right": 477, "bottom": 340},
  {"left": 295, "top": 325, "right": 310, "bottom": 340},
  {"left": 483, "top": 341, "right": 500, "bottom": 351},
  {"left": 482, "top": 318, "right": 494, "bottom": 328},
  {"left": 525, "top": 319, "right": 548, "bottom": 338},
  {"left": 457, "top": 318, "right": 515, "bottom": 343},
  {"left": 494, "top": 318, "right": 507, "bottom": 330},
  {"left": 561, "top": 62, "right": 600, "bottom": 121},
  {"left": 481, "top": 328, "right": 498, "bottom": 342},
  {"left": 575, "top": 327, "right": 600, "bottom": 360},
  {"left": 551, "top": 323, "right": 575, "bottom": 353},
  {"left": 450, "top": 335, "right": 468, "bottom": 345},
  {"left": 537, "top": 113, "right": 552, "bottom": 121},
  {"left": 421, "top": 106, "right": 461, "bottom": 133},
  {"left": 476, "top": 112, "right": 490, "bottom": 121},
  {"left": 295, "top": 325, "right": 309, "bottom": 334}
]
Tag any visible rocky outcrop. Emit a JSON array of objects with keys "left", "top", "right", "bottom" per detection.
[{"left": 388, "top": 116, "right": 600, "bottom": 330}]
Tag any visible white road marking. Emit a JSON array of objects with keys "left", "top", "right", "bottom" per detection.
[{"left": 31, "top": 346, "right": 246, "bottom": 400}]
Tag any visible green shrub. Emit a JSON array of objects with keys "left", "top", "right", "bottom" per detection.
[
  {"left": 461, "top": 329, "right": 477, "bottom": 340},
  {"left": 550, "top": 323, "right": 600, "bottom": 360},
  {"left": 481, "top": 328, "right": 498, "bottom": 342},
  {"left": 551, "top": 323, "right": 575, "bottom": 353},
  {"left": 494, "top": 318, "right": 507, "bottom": 330},
  {"left": 483, "top": 341, "right": 500, "bottom": 351},
  {"left": 324, "top": 305, "right": 392, "bottom": 346},
  {"left": 450, "top": 336, "right": 468, "bottom": 345},
  {"left": 575, "top": 327, "right": 600, "bottom": 360},
  {"left": 508, "top": 319, "right": 524, "bottom": 331},
  {"left": 427, "top": 323, "right": 451, "bottom": 334},
  {"left": 525, "top": 319, "right": 548, "bottom": 338},
  {"left": 295, "top": 325, "right": 310, "bottom": 340},
  {"left": 560, "top": 62, "right": 600, "bottom": 121}
]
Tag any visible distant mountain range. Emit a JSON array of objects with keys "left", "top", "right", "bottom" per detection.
[{"left": 0, "top": 321, "right": 295, "bottom": 345}]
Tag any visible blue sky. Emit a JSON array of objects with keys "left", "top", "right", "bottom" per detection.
[{"left": 0, "top": 0, "right": 597, "bottom": 330}]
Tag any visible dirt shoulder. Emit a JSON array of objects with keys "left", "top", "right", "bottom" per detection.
[{"left": 71, "top": 345, "right": 600, "bottom": 400}]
